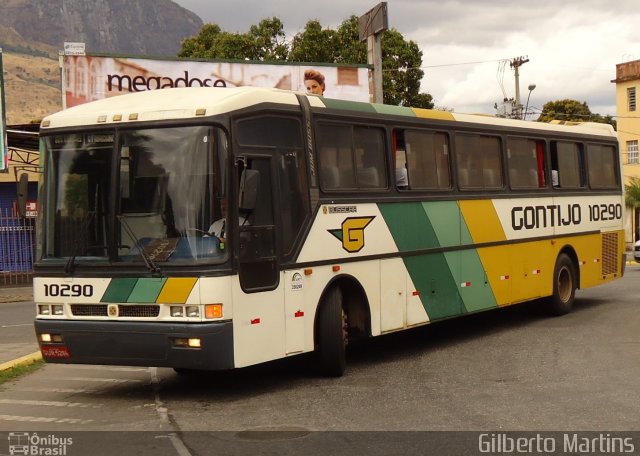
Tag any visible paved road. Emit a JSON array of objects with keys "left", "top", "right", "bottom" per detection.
[
  {"left": 0, "top": 268, "right": 638, "bottom": 454},
  {"left": 0, "top": 299, "right": 38, "bottom": 365}
]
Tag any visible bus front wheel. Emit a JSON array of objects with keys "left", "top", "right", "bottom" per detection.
[
  {"left": 545, "top": 253, "right": 576, "bottom": 316},
  {"left": 316, "top": 286, "right": 347, "bottom": 377}
]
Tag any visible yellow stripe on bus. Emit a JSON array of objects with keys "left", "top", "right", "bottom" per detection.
[
  {"left": 156, "top": 277, "right": 198, "bottom": 303},
  {"left": 411, "top": 108, "right": 455, "bottom": 120},
  {"left": 458, "top": 200, "right": 506, "bottom": 244}
]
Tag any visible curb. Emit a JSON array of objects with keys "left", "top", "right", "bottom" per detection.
[
  {"left": 0, "top": 295, "right": 33, "bottom": 304},
  {"left": 0, "top": 351, "right": 42, "bottom": 372}
]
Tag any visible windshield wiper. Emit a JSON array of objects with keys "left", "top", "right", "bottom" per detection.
[
  {"left": 64, "top": 254, "right": 77, "bottom": 274},
  {"left": 117, "top": 215, "right": 161, "bottom": 275},
  {"left": 64, "top": 211, "right": 97, "bottom": 274}
]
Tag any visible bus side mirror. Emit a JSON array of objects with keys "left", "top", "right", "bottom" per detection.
[
  {"left": 239, "top": 169, "right": 259, "bottom": 211},
  {"left": 16, "top": 173, "right": 29, "bottom": 218}
]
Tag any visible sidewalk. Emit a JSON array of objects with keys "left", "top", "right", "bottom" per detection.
[
  {"left": 0, "top": 285, "right": 41, "bottom": 371},
  {"left": 0, "top": 285, "right": 33, "bottom": 303}
]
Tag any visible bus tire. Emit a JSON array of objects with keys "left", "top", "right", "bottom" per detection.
[
  {"left": 316, "top": 286, "right": 347, "bottom": 377},
  {"left": 545, "top": 253, "right": 576, "bottom": 316}
]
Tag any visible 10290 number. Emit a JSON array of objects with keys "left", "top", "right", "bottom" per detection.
[{"left": 43, "top": 283, "right": 94, "bottom": 297}]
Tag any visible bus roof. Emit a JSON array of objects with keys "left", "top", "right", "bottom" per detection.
[{"left": 41, "top": 86, "right": 617, "bottom": 138}]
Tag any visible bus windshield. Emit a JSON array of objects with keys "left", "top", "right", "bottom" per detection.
[{"left": 41, "top": 125, "right": 228, "bottom": 267}]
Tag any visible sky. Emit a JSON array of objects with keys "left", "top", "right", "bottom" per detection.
[{"left": 172, "top": 0, "right": 640, "bottom": 119}]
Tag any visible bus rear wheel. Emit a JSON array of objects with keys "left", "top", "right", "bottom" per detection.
[
  {"left": 316, "top": 286, "right": 347, "bottom": 377},
  {"left": 545, "top": 253, "right": 576, "bottom": 316}
]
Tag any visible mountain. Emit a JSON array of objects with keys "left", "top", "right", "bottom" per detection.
[
  {"left": 0, "top": 0, "right": 204, "bottom": 124},
  {"left": 1, "top": 0, "right": 203, "bottom": 55}
]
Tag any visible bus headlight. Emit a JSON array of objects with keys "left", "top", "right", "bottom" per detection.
[
  {"left": 170, "top": 306, "right": 184, "bottom": 317},
  {"left": 186, "top": 306, "right": 199, "bottom": 318},
  {"left": 52, "top": 305, "right": 64, "bottom": 316},
  {"left": 38, "top": 305, "right": 51, "bottom": 316}
]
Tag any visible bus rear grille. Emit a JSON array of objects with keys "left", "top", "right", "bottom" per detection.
[
  {"left": 71, "top": 304, "right": 108, "bottom": 317},
  {"left": 601, "top": 232, "right": 619, "bottom": 276},
  {"left": 71, "top": 304, "right": 160, "bottom": 317}
]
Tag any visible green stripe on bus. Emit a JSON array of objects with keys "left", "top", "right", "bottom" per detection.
[
  {"left": 457, "top": 250, "right": 498, "bottom": 313},
  {"left": 101, "top": 278, "right": 138, "bottom": 303},
  {"left": 320, "top": 98, "right": 377, "bottom": 113},
  {"left": 373, "top": 104, "right": 416, "bottom": 117},
  {"left": 379, "top": 201, "right": 498, "bottom": 318},
  {"left": 405, "top": 253, "right": 463, "bottom": 320},
  {"left": 127, "top": 278, "right": 167, "bottom": 303},
  {"left": 378, "top": 202, "right": 441, "bottom": 250}
]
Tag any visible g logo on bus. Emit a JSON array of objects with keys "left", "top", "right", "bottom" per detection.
[
  {"left": 108, "top": 305, "right": 118, "bottom": 317},
  {"left": 328, "top": 216, "right": 375, "bottom": 253}
]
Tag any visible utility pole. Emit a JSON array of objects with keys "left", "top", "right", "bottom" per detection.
[
  {"left": 510, "top": 56, "right": 529, "bottom": 119},
  {"left": 359, "top": 3, "right": 388, "bottom": 104}
]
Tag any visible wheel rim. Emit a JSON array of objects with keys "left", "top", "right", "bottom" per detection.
[
  {"left": 341, "top": 308, "right": 348, "bottom": 347},
  {"left": 557, "top": 266, "right": 573, "bottom": 303}
]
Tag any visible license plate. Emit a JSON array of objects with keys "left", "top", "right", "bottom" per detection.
[{"left": 41, "top": 345, "right": 70, "bottom": 358}]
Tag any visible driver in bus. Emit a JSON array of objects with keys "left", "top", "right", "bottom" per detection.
[{"left": 206, "top": 199, "right": 249, "bottom": 242}]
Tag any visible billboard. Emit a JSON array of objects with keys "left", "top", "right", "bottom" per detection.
[
  {"left": 63, "top": 54, "right": 371, "bottom": 109},
  {"left": 0, "top": 49, "right": 7, "bottom": 172}
]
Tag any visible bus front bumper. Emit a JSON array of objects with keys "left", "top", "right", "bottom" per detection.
[{"left": 34, "top": 319, "right": 234, "bottom": 371}]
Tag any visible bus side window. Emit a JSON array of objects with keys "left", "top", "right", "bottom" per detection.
[
  {"left": 456, "top": 133, "right": 502, "bottom": 189},
  {"left": 317, "top": 123, "right": 387, "bottom": 190},
  {"left": 551, "top": 141, "right": 585, "bottom": 188},
  {"left": 587, "top": 144, "right": 619, "bottom": 189},
  {"left": 400, "top": 129, "right": 451, "bottom": 190},
  {"left": 507, "top": 137, "right": 546, "bottom": 189}
]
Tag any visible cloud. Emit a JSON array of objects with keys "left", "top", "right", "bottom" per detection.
[{"left": 174, "top": 0, "right": 640, "bottom": 117}]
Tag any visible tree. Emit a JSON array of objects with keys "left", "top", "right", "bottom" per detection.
[
  {"left": 625, "top": 177, "right": 640, "bottom": 242},
  {"left": 288, "top": 20, "right": 338, "bottom": 63},
  {"left": 288, "top": 16, "right": 433, "bottom": 108},
  {"left": 179, "top": 16, "right": 434, "bottom": 109},
  {"left": 536, "top": 99, "right": 616, "bottom": 128},
  {"left": 178, "top": 18, "right": 287, "bottom": 61}
]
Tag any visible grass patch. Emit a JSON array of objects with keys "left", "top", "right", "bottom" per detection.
[{"left": 0, "top": 359, "right": 44, "bottom": 385}]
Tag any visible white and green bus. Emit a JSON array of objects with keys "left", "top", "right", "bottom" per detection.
[{"left": 33, "top": 87, "right": 625, "bottom": 376}]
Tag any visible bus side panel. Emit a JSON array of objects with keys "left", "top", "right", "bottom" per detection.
[
  {"left": 380, "top": 258, "right": 406, "bottom": 332},
  {"left": 231, "top": 276, "right": 286, "bottom": 369}
]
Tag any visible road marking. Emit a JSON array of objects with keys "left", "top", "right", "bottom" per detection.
[
  {"left": 150, "top": 369, "right": 193, "bottom": 455},
  {"left": 0, "top": 399, "right": 103, "bottom": 408},
  {"left": 0, "top": 414, "right": 93, "bottom": 424},
  {"left": 51, "top": 376, "right": 143, "bottom": 383},
  {"left": 70, "top": 365, "right": 149, "bottom": 372},
  {"left": 0, "top": 323, "right": 33, "bottom": 328},
  {"left": 13, "top": 387, "right": 103, "bottom": 394}
]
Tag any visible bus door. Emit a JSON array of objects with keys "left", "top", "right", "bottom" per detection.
[
  {"left": 237, "top": 157, "right": 278, "bottom": 291},
  {"left": 233, "top": 156, "right": 287, "bottom": 367}
]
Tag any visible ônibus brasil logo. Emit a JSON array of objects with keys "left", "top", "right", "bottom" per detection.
[
  {"left": 8, "top": 432, "right": 73, "bottom": 455},
  {"left": 328, "top": 216, "right": 375, "bottom": 253}
]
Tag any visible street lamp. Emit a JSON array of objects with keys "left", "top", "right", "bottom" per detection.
[{"left": 523, "top": 84, "right": 536, "bottom": 120}]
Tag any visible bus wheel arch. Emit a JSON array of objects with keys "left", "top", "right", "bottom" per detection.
[
  {"left": 314, "top": 275, "right": 372, "bottom": 376},
  {"left": 545, "top": 248, "right": 579, "bottom": 316}
]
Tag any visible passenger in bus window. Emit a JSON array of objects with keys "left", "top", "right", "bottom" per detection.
[
  {"left": 395, "top": 148, "right": 409, "bottom": 190},
  {"left": 552, "top": 169, "right": 559, "bottom": 187},
  {"left": 304, "top": 69, "right": 325, "bottom": 96}
]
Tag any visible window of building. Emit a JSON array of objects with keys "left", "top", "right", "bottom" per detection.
[
  {"left": 455, "top": 134, "right": 503, "bottom": 189},
  {"left": 627, "top": 140, "right": 639, "bottom": 164},
  {"left": 628, "top": 87, "right": 637, "bottom": 112},
  {"left": 587, "top": 144, "right": 618, "bottom": 189},
  {"left": 507, "top": 137, "right": 546, "bottom": 189}
]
